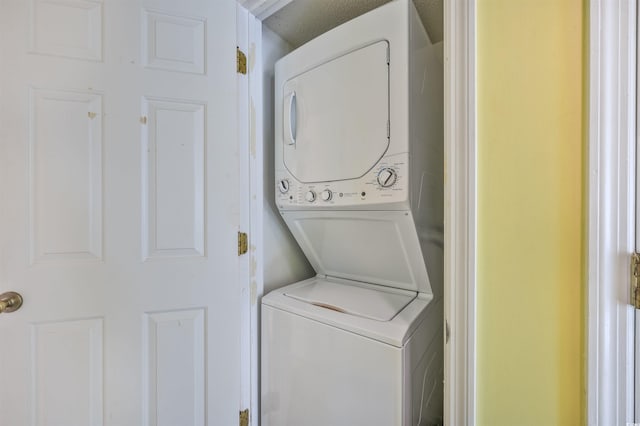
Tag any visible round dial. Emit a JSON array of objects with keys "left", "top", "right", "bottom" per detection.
[
  {"left": 377, "top": 168, "right": 397, "bottom": 187},
  {"left": 305, "top": 190, "right": 316, "bottom": 202},
  {"left": 320, "top": 189, "right": 332, "bottom": 202},
  {"left": 278, "top": 179, "right": 290, "bottom": 194}
]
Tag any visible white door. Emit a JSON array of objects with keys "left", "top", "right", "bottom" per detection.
[{"left": 0, "top": 1, "right": 241, "bottom": 425}]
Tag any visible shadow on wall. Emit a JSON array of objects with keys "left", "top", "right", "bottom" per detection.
[{"left": 262, "top": 27, "right": 315, "bottom": 294}]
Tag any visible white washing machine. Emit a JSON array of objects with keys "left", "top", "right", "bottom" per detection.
[{"left": 262, "top": 0, "right": 443, "bottom": 425}]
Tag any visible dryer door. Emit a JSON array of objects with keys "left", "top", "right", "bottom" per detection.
[{"left": 282, "top": 41, "right": 389, "bottom": 183}]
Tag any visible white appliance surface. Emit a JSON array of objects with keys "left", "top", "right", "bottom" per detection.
[
  {"left": 281, "top": 209, "right": 432, "bottom": 294},
  {"left": 263, "top": 0, "right": 444, "bottom": 424},
  {"left": 282, "top": 40, "right": 389, "bottom": 183},
  {"left": 284, "top": 277, "right": 416, "bottom": 321},
  {"left": 263, "top": 276, "right": 432, "bottom": 347},
  {"left": 261, "top": 304, "right": 403, "bottom": 426},
  {"left": 261, "top": 289, "right": 443, "bottom": 426},
  {"left": 274, "top": 0, "right": 413, "bottom": 211}
]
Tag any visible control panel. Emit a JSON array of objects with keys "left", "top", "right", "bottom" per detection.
[{"left": 276, "top": 153, "right": 409, "bottom": 209}]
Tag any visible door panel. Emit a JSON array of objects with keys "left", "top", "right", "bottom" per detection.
[
  {"left": 30, "top": 0, "right": 103, "bottom": 61},
  {"left": 143, "top": 309, "right": 205, "bottom": 426},
  {"left": 0, "top": 1, "right": 240, "bottom": 425},
  {"left": 141, "top": 97, "right": 206, "bottom": 259},
  {"left": 142, "top": 10, "right": 206, "bottom": 74},
  {"left": 32, "top": 318, "right": 104, "bottom": 426},
  {"left": 30, "top": 88, "right": 104, "bottom": 263}
]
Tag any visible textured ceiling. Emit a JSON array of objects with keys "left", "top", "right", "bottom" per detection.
[{"left": 263, "top": 0, "right": 443, "bottom": 48}]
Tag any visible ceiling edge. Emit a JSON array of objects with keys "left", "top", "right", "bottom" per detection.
[{"left": 240, "top": 0, "right": 297, "bottom": 20}]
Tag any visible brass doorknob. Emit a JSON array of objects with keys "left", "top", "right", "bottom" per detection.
[{"left": 0, "top": 292, "right": 23, "bottom": 314}]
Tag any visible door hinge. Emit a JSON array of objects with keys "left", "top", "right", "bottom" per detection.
[
  {"left": 238, "top": 232, "right": 248, "bottom": 256},
  {"left": 631, "top": 253, "right": 640, "bottom": 308},
  {"left": 239, "top": 409, "right": 249, "bottom": 426},
  {"left": 237, "top": 47, "right": 247, "bottom": 75}
]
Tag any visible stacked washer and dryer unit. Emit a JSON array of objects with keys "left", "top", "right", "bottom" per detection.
[{"left": 261, "top": 0, "right": 443, "bottom": 425}]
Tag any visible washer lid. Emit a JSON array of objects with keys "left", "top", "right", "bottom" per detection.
[
  {"left": 282, "top": 40, "right": 390, "bottom": 183},
  {"left": 282, "top": 210, "right": 433, "bottom": 294},
  {"left": 284, "top": 278, "right": 416, "bottom": 322},
  {"left": 263, "top": 276, "right": 434, "bottom": 347}
]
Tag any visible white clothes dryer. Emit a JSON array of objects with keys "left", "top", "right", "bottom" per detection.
[{"left": 262, "top": 1, "right": 444, "bottom": 425}]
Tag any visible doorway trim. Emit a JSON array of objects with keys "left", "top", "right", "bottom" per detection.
[
  {"left": 444, "top": 0, "right": 477, "bottom": 425},
  {"left": 587, "top": 0, "right": 636, "bottom": 424},
  {"left": 236, "top": 4, "right": 263, "bottom": 426},
  {"left": 239, "top": 0, "right": 479, "bottom": 424}
]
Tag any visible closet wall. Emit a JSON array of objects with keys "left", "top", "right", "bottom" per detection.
[{"left": 261, "top": 27, "right": 314, "bottom": 293}]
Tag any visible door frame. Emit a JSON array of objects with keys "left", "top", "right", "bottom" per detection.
[
  {"left": 238, "top": 0, "right": 479, "bottom": 424},
  {"left": 236, "top": 4, "right": 263, "bottom": 425},
  {"left": 443, "top": 0, "right": 477, "bottom": 425},
  {"left": 587, "top": 0, "right": 637, "bottom": 424}
]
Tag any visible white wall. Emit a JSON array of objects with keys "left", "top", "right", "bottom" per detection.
[{"left": 262, "top": 27, "right": 314, "bottom": 293}]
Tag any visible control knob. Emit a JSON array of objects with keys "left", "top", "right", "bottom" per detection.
[
  {"left": 377, "top": 168, "right": 397, "bottom": 188},
  {"left": 278, "top": 179, "right": 290, "bottom": 194},
  {"left": 305, "top": 190, "right": 316, "bottom": 202},
  {"left": 320, "top": 189, "right": 332, "bottom": 201}
]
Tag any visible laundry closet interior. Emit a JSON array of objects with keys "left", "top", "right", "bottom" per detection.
[{"left": 244, "top": 0, "right": 446, "bottom": 424}]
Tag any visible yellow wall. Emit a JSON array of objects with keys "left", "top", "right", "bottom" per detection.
[{"left": 476, "top": 1, "right": 584, "bottom": 425}]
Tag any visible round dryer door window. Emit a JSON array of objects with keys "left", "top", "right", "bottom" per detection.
[{"left": 282, "top": 41, "right": 390, "bottom": 183}]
